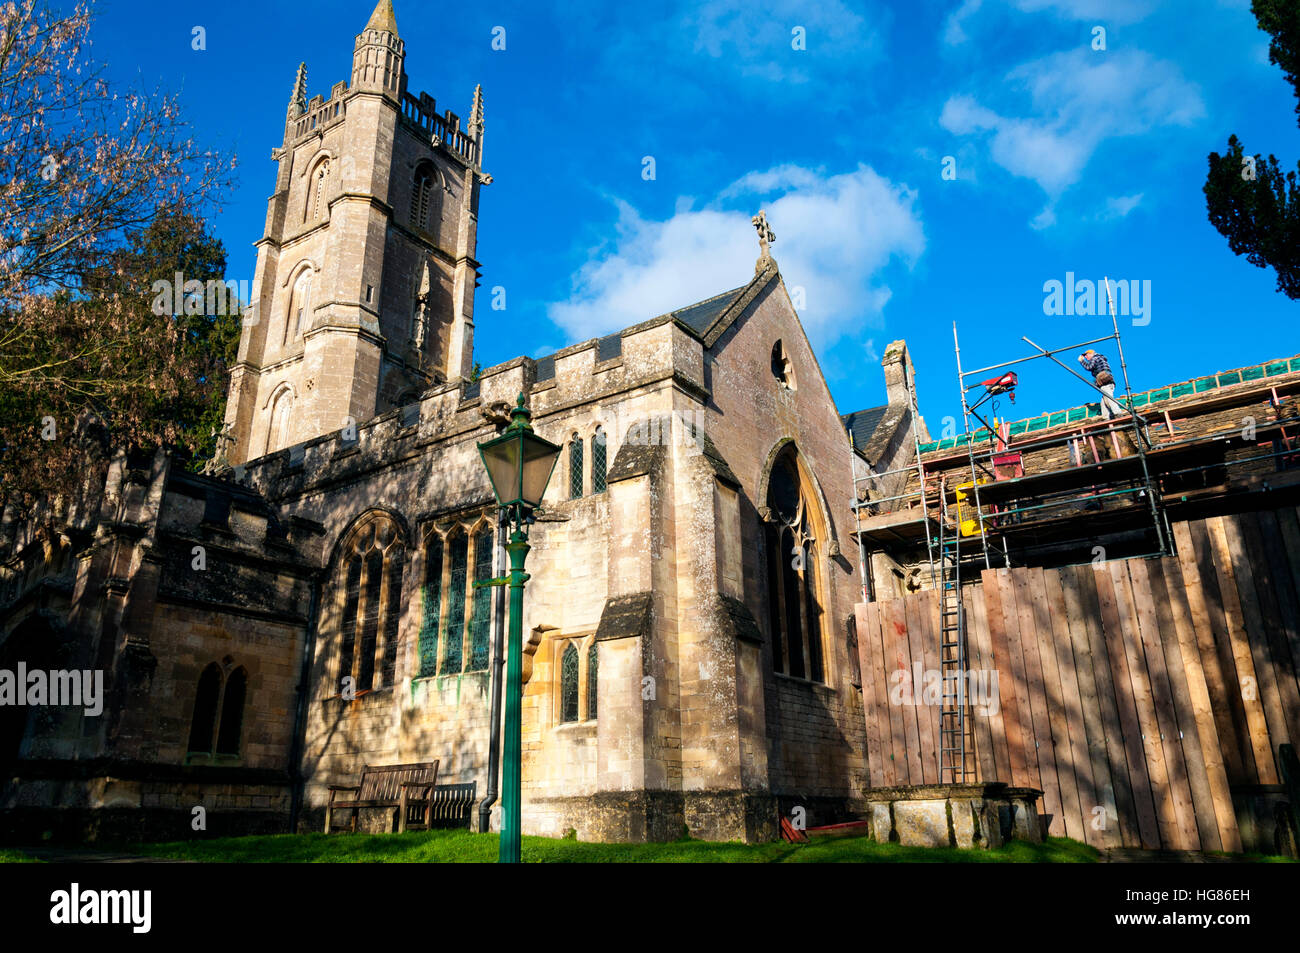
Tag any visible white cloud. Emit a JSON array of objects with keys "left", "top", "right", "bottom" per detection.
[
  {"left": 681, "top": 0, "right": 881, "bottom": 83},
  {"left": 1105, "top": 193, "right": 1144, "bottom": 218},
  {"left": 547, "top": 165, "right": 925, "bottom": 350},
  {"left": 944, "top": 0, "right": 984, "bottom": 46},
  {"left": 940, "top": 48, "right": 1204, "bottom": 210},
  {"left": 943, "top": 0, "right": 1156, "bottom": 44},
  {"left": 1007, "top": 0, "right": 1158, "bottom": 23}
]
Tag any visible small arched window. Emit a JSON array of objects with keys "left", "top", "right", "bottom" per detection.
[
  {"left": 266, "top": 387, "right": 294, "bottom": 456},
  {"left": 771, "top": 340, "right": 796, "bottom": 390},
  {"left": 216, "top": 667, "right": 247, "bottom": 756},
  {"left": 592, "top": 427, "right": 607, "bottom": 494},
  {"left": 188, "top": 662, "right": 248, "bottom": 758},
  {"left": 586, "top": 641, "right": 598, "bottom": 720},
  {"left": 187, "top": 664, "right": 221, "bottom": 755},
  {"left": 286, "top": 270, "right": 312, "bottom": 346},
  {"left": 569, "top": 436, "right": 584, "bottom": 500},
  {"left": 305, "top": 159, "right": 329, "bottom": 223},
  {"left": 560, "top": 642, "right": 580, "bottom": 724}
]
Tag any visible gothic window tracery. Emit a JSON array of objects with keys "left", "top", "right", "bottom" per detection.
[
  {"left": 764, "top": 450, "right": 826, "bottom": 682},
  {"left": 334, "top": 513, "right": 406, "bottom": 695},
  {"left": 417, "top": 518, "right": 496, "bottom": 677},
  {"left": 570, "top": 435, "right": 584, "bottom": 499}
]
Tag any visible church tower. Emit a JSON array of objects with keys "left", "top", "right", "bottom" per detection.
[{"left": 223, "top": 0, "right": 488, "bottom": 465}]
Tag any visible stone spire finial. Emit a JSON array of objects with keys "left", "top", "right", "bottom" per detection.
[
  {"left": 287, "top": 62, "right": 307, "bottom": 118},
  {"left": 751, "top": 209, "right": 775, "bottom": 272},
  {"left": 470, "top": 84, "right": 485, "bottom": 135},
  {"left": 469, "top": 83, "right": 485, "bottom": 166},
  {"left": 365, "top": 0, "right": 399, "bottom": 35}
]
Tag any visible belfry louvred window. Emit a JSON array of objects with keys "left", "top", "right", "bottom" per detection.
[{"left": 334, "top": 513, "right": 406, "bottom": 695}]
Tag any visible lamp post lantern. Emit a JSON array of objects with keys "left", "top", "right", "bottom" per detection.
[{"left": 475, "top": 394, "right": 561, "bottom": 863}]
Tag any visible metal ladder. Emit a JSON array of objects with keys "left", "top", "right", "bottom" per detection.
[{"left": 936, "top": 480, "right": 972, "bottom": 783}]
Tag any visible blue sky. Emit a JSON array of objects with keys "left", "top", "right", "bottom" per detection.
[{"left": 86, "top": 0, "right": 1298, "bottom": 429}]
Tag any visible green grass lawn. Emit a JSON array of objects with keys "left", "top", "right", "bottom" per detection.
[
  {"left": 116, "top": 830, "right": 1099, "bottom": 863},
  {"left": 0, "top": 848, "right": 42, "bottom": 862}
]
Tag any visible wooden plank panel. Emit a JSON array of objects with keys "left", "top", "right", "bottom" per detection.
[
  {"left": 1156, "top": 556, "right": 1237, "bottom": 852},
  {"left": 1173, "top": 520, "right": 1248, "bottom": 782},
  {"left": 1025, "top": 568, "right": 1072, "bottom": 840},
  {"left": 1064, "top": 564, "right": 1123, "bottom": 849},
  {"left": 1094, "top": 563, "right": 1162, "bottom": 848},
  {"left": 979, "top": 569, "right": 1016, "bottom": 781},
  {"left": 1111, "top": 560, "right": 1180, "bottom": 849},
  {"left": 1130, "top": 558, "right": 1201, "bottom": 851},
  {"left": 1272, "top": 506, "right": 1300, "bottom": 675},
  {"left": 1206, "top": 516, "right": 1279, "bottom": 783},
  {"left": 904, "top": 591, "right": 937, "bottom": 784},
  {"left": 966, "top": 584, "right": 1000, "bottom": 783},
  {"left": 1016, "top": 569, "right": 1060, "bottom": 835},
  {"left": 1001, "top": 569, "right": 1042, "bottom": 790},
  {"left": 881, "top": 597, "right": 914, "bottom": 786},
  {"left": 1224, "top": 513, "right": 1292, "bottom": 752},
  {"left": 1241, "top": 511, "right": 1300, "bottom": 747},
  {"left": 1043, "top": 568, "right": 1091, "bottom": 845},
  {"left": 858, "top": 603, "right": 887, "bottom": 789},
  {"left": 987, "top": 569, "right": 1032, "bottom": 787},
  {"left": 915, "top": 590, "right": 946, "bottom": 785}
]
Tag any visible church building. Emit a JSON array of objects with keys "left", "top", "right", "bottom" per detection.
[{"left": 0, "top": 1, "right": 904, "bottom": 843}]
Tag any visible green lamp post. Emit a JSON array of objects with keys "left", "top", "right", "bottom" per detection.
[{"left": 476, "top": 394, "right": 561, "bottom": 863}]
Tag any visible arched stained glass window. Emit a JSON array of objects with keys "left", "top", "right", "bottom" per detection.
[
  {"left": 560, "top": 643, "right": 579, "bottom": 724},
  {"left": 569, "top": 436, "right": 584, "bottom": 499},
  {"left": 215, "top": 667, "right": 246, "bottom": 756},
  {"left": 467, "top": 526, "right": 494, "bottom": 671},
  {"left": 442, "top": 531, "right": 468, "bottom": 674},
  {"left": 586, "top": 641, "right": 598, "bottom": 721},
  {"left": 592, "top": 427, "right": 607, "bottom": 494},
  {"left": 418, "top": 535, "right": 443, "bottom": 678},
  {"left": 338, "top": 555, "right": 363, "bottom": 689},
  {"left": 334, "top": 513, "right": 406, "bottom": 695},
  {"left": 187, "top": 664, "right": 221, "bottom": 755}
]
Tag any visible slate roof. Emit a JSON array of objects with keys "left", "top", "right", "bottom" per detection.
[
  {"left": 843, "top": 405, "right": 890, "bottom": 453},
  {"left": 530, "top": 285, "right": 748, "bottom": 371}
]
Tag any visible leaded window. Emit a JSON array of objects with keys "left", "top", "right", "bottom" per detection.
[
  {"left": 418, "top": 535, "right": 443, "bottom": 677},
  {"left": 442, "top": 531, "right": 468, "bottom": 674},
  {"left": 570, "top": 436, "right": 583, "bottom": 499},
  {"left": 592, "top": 427, "right": 607, "bottom": 494},
  {"left": 468, "top": 526, "right": 494, "bottom": 671},
  {"left": 560, "top": 643, "right": 580, "bottom": 723},
  {"left": 586, "top": 641, "right": 598, "bottom": 720}
]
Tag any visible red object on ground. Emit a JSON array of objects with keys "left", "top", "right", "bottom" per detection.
[{"left": 780, "top": 817, "right": 809, "bottom": 843}]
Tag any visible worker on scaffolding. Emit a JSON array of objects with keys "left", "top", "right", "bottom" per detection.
[{"left": 1078, "top": 349, "right": 1125, "bottom": 419}]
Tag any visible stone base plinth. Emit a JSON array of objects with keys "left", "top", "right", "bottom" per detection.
[{"left": 862, "top": 782, "right": 1043, "bottom": 849}]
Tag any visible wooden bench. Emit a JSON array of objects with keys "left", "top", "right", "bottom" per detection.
[
  {"left": 426, "top": 781, "right": 478, "bottom": 830},
  {"left": 324, "top": 761, "right": 440, "bottom": 834}
]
